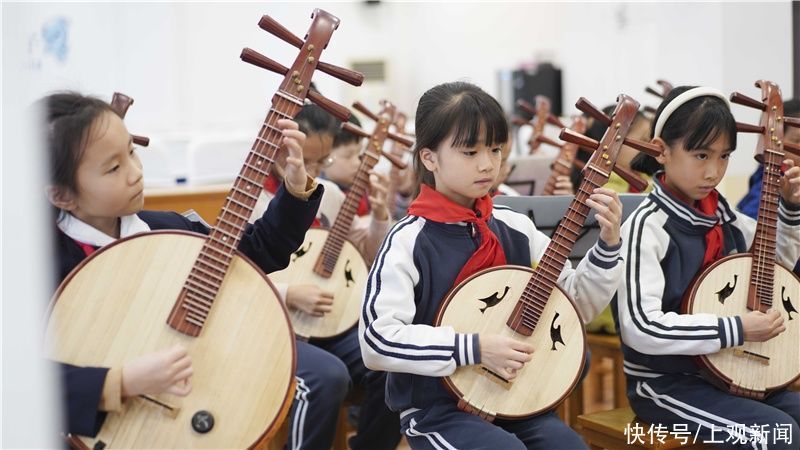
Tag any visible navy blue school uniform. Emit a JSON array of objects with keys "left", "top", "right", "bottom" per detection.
[
  {"left": 612, "top": 176, "right": 800, "bottom": 450},
  {"left": 360, "top": 204, "right": 624, "bottom": 450},
  {"left": 54, "top": 183, "right": 322, "bottom": 438}
]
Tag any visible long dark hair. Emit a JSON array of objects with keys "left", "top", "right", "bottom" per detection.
[
  {"left": 411, "top": 81, "right": 508, "bottom": 196},
  {"left": 630, "top": 86, "right": 737, "bottom": 173}
]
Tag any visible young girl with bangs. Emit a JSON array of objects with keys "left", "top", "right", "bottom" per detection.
[
  {"left": 359, "top": 81, "right": 625, "bottom": 450},
  {"left": 613, "top": 86, "right": 800, "bottom": 449}
]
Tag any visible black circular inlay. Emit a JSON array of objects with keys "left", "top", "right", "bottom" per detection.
[{"left": 191, "top": 410, "right": 214, "bottom": 433}]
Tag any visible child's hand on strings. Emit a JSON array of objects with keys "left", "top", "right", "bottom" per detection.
[
  {"left": 287, "top": 284, "right": 334, "bottom": 316},
  {"left": 586, "top": 188, "right": 623, "bottom": 247},
  {"left": 779, "top": 159, "right": 800, "bottom": 205},
  {"left": 369, "top": 171, "right": 390, "bottom": 222},
  {"left": 121, "top": 345, "right": 193, "bottom": 398},
  {"left": 742, "top": 308, "right": 785, "bottom": 342},
  {"left": 478, "top": 334, "right": 534, "bottom": 381},
  {"left": 278, "top": 119, "right": 309, "bottom": 194}
]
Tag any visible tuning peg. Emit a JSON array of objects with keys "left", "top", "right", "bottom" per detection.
[
  {"left": 783, "top": 116, "right": 800, "bottom": 129},
  {"left": 307, "top": 91, "right": 351, "bottom": 121},
  {"left": 380, "top": 149, "right": 407, "bottom": 169},
  {"left": 560, "top": 128, "right": 599, "bottom": 149},
  {"left": 547, "top": 114, "right": 565, "bottom": 128},
  {"left": 576, "top": 97, "right": 611, "bottom": 125},
  {"left": 241, "top": 48, "right": 289, "bottom": 76},
  {"left": 111, "top": 93, "right": 134, "bottom": 118},
  {"left": 736, "top": 122, "right": 765, "bottom": 134},
  {"left": 536, "top": 134, "right": 564, "bottom": 149},
  {"left": 341, "top": 122, "right": 371, "bottom": 139},
  {"left": 645, "top": 87, "right": 662, "bottom": 98},
  {"left": 388, "top": 132, "right": 414, "bottom": 148},
  {"left": 622, "top": 138, "right": 661, "bottom": 157},
  {"left": 644, "top": 105, "right": 657, "bottom": 115},
  {"left": 517, "top": 99, "right": 536, "bottom": 117},
  {"left": 657, "top": 80, "right": 674, "bottom": 91},
  {"left": 730, "top": 92, "right": 767, "bottom": 111},
  {"left": 258, "top": 15, "right": 304, "bottom": 47},
  {"left": 785, "top": 141, "right": 800, "bottom": 157},
  {"left": 317, "top": 61, "right": 364, "bottom": 87},
  {"left": 132, "top": 135, "right": 150, "bottom": 147},
  {"left": 353, "top": 101, "right": 379, "bottom": 122}
]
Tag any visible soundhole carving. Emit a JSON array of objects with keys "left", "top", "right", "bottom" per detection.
[
  {"left": 715, "top": 274, "right": 738, "bottom": 305},
  {"left": 476, "top": 285, "right": 510, "bottom": 314},
  {"left": 550, "top": 311, "right": 564, "bottom": 351},
  {"left": 782, "top": 286, "right": 797, "bottom": 320},
  {"left": 344, "top": 259, "right": 355, "bottom": 287},
  {"left": 292, "top": 241, "right": 312, "bottom": 261}
]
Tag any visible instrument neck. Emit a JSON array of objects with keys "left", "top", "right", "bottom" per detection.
[
  {"left": 314, "top": 147, "right": 380, "bottom": 277},
  {"left": 168, "top": 95, "right": 303, "bottom": 336},
  {"left": 747, "top": 147, "right": 784, "bottom": 311},
  {"left": 506, "top": 162, "right": 610, "bottom": 335}
]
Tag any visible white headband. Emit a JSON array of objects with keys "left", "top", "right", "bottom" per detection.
[{"left": 653, "top": 87, "right": 731, "bottom": 139}]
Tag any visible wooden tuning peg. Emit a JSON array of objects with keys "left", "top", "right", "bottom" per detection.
[
  {"left": 388, "top": 132, "right": 414, "bottom": 148},
  {"left": 782, "top": 116, "right": 800, "bottom": 129},
  {"left": 258, "top": 15, "right": 304, "bottom": 47},
  {"left": 341, "top": 122, "right": 371, "bottom": 139},
  {"left": 560, "top": 128, "right": 600, "bottom": 149},
  {"left": 380, "top": 150, "right": 407, "bottom": 169},
  {"left": 547, "top": 114, "right": 565, "bottom": 128},
  {"left": 730, "top": 92, "right": 767, "bottom": 111},
  {"left": 307, "top": 91, "right": 351, "bottom": 121},
  {"left": 736, "top": 122, "right": 765, "bottom": 134},
  {"left": 240, "top": 48, "right": 289, "bottom": 76},
  {"left": 316, "top": 61, "right": 364, "bottom": 87},
  {"left": 517, "top": 99, "right": 536, "bottom": 117},
  {"left": 353, "top": 101, "right": 379, "bottom": 122},
  {"left": 111, "top": 93, "right": 134, "bottom": 117},
  {"left": 575, "top": 97, "right": 611, "bottom": 125},
  {"left": 536, "top": 134, "right": 564, "bottom": 149}
]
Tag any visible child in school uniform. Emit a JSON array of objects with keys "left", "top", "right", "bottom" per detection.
[
  {"left": 613, "top": 86, "right": 800, "bottom": 450},
  {"left": 251, "top": 104, "right": 400, "bottom": 450},
  {"left": 44, "top": 92, "right": 322, "bottom": 438},
  {"left": 359, "top": 81, "right": 625, "bottom": 450}
]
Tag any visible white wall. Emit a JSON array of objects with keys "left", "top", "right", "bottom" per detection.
[{"left": 2, "top": 1, "right": 794, "bottom": 180}]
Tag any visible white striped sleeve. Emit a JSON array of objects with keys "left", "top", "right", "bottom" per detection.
[
  {"left": 359, "top": 216, "right": 479, "bottom": 376},
  {"left": 616, "top": 203, "right": 741, "bottom": 355}
]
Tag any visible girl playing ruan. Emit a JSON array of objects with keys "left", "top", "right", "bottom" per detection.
[
  {"left": 359, "top": 81, "right": 625, "bottom": 450},
  {"left": 44, "top": 92, "right": 321, "bottom": 438}
]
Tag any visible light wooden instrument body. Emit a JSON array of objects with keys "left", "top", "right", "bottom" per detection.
[
  {"left": 684, "top": 254, "right": 800, "bottom": 396},
  {"left": 269, "top": 228, "right": 369, "bottom": 339},
  {"left": 45, "top": 231, "right": 295, "bottom": 449},
  {"left": 435, "top": 266, "right": 586, "bottom": 419}
]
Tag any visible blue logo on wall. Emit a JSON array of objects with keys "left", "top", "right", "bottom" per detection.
[
  {"left": 29, "top": 16, "right": 69, "bottom": 69},
  {"left": 42, "top": 16, "right": 69, "bottom": 62}
]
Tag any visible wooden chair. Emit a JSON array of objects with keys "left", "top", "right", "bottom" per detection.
[{"left": 578, "top": 408, "right": 715, "bottom": 450}]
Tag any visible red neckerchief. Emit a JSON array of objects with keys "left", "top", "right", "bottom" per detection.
[
  {"left": 408, "top": 184, "right": 507, "bottom": 285},
  {"left": 75, "top": 240, "right": 97, "bottom": 257},
  {"left": 659, "top": 174, "right": 723, "bottom": 268},
  {"left": 263, "top": 176, "right": 322, "bottom": 228}
]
